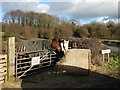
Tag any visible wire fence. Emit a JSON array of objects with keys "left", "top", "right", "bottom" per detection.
[{"left": 15, "top": 39, "right": 51, "bottom": 53}]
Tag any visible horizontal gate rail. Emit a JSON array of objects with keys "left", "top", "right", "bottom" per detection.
[{"left": 16, "top": 50, "right": 46, "bottom": 55}]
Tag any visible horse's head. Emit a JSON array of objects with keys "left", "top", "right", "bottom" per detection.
[
  {"left": 59, "top": 39, "right": 69, "bottom": 52},
  {"left": 63, "top": 39, "right": 69, "bottom": 51},
  {"left": 51, "top": 38, "right": 61, "bottom": 52}
]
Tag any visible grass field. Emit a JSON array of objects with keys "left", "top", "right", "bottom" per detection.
[{"left": 100, "top": 39, "right": 120, "bottom": 43}]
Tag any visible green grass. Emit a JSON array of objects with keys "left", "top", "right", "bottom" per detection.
[
  {"left": 0, "top": 32, "right": 5, "bottom": 36},
  {"left": 106, "top": 52, "right": 120, "bottom": 70},
  {"left": 2, "top": 41, "right": 7, "bottom": 44},
  {"left": 100, "top": 39, "right": 120, "bottom": 43},
  {"left": 95, "top": 52, "right": 120, "bottom": 79},
  {"left": 104, "top": 52, "right": 120, "bottom": 78},
  {"left": 27, "top": 37, "right": 47, "bottom": 40}
]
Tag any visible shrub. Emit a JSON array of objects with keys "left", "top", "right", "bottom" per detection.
[{"left": 68, "top": 37, "right": 107, "bottom": 65}]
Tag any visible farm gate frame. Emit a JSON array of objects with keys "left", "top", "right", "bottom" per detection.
[
  {"left": 15, "top": 38, "right": 57, "bottom": 79},
  {"left": 1, "top": 37, "right": 58, "bottom": 82}
]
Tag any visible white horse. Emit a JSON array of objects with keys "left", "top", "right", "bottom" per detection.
[{"left": 60, "top": 39, "right": 69, "bottom": 53}]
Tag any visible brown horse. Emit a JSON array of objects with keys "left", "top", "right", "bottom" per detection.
[{"left": 51, "top": 38, "right": 62, "bottom": 52}]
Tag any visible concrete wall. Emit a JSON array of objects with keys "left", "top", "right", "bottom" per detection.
[{"left": 58, "top": 49, "right": 91, "bottom": 75}]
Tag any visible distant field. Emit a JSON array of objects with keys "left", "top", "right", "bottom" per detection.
[
  {"left": 100, "top": 39, "right": 120, "bottom": 43},
  {"left": 27, "top": 37, "right": 47, "bottom": 40}
]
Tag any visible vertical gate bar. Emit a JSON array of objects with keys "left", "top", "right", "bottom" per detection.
[
  {"left": 49, "top": 53, "right": 51, "bottom": 66},
  {"left": 103, "top": 54, "right": 104, "bottom": 62},
  {"left": 15, "top": 52, "right": 18, "bottom": 79},
  {"left": 108, "top": 53, "right": 109, "bottom": 62}
]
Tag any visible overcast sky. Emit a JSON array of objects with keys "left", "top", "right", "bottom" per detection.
[{"left": 0, "top": 0, "right": 119, "bottom": 24}]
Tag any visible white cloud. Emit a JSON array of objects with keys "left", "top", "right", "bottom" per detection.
[
  {"left": 49, "top": 1, "right": 118, "bottom": 19},
  {"left": 96, "top": 16, "right": 118, "bottom": 24},
  {"left": 2, "top": 0, "right": 119, "bottom": 2},
  {"left": 36, "top": 4, "right": 49, "bottom": 13},
  {"left": 96, "top": 16, "right": 109, "bottom": 23},
  {"left": 1, "top": 0, "right": 41, "bottom": 2},
  {"left": 2, "top": 2, "right": 50, "bottom": 13},
  {"left": 1, "top": 0, "right": 119, "bottom": 24}
]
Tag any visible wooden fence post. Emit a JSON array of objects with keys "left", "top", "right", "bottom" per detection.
[{"left": 7, "top": 37, "right": 15, "bottom": 82}]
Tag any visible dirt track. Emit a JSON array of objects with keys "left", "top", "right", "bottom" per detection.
[{"left": 2, "top": 65, "right": 119, "bottom": 89}]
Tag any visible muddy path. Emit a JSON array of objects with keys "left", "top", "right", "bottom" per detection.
[
  {"left": 16, "top": 65, "right": 120, "bottom": 88},
  {"left": 1, "top": 65, "right": 120, "bottom": 89}
]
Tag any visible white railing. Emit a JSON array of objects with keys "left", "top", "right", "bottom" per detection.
[{"left": 0, "top": 55, "right": 7, "bottom": 85}]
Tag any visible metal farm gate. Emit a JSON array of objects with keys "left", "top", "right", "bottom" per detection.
[{"left": 15, "top": 40, "right": 57, "bottom": 78}]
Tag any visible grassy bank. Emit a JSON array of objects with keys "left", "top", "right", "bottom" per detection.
[
  {"left": 100, "top": 39, "right": 120, "bottom": 43},
  {"left": 95, "top": 52, "right": 120, "bottom": 79},
  {"left": 108, "top": 52, "right": 120, "bottom": 70}
]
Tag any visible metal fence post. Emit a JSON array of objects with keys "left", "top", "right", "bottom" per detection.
[{"left": 7, "top": 37, "right": 15, "bottom": 82}]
